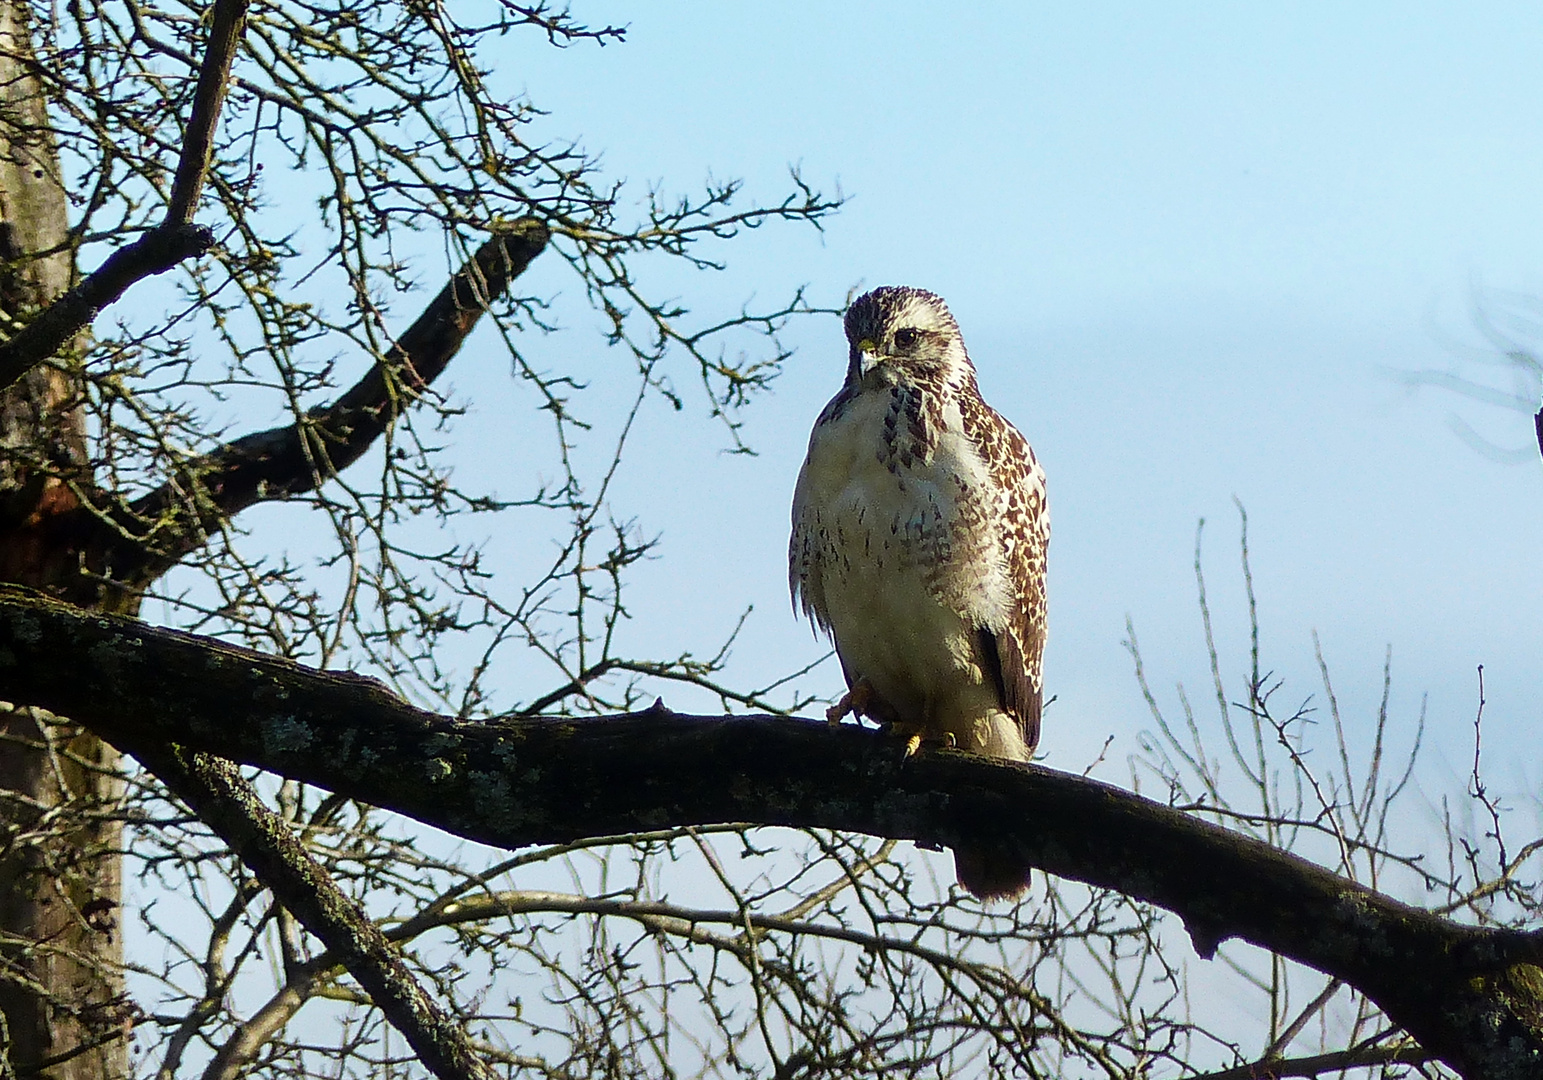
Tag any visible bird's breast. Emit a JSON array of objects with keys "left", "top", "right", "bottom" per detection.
[
  {"left": 793, "top": 390, "right": 1000, "bottom": 725},
  {"left": 799, "top": 393, "right": 964, "bottom": 562}
]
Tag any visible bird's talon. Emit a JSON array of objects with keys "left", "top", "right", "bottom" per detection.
[{"left": 827, "top": 679, "right": 874, "bottom": 727}]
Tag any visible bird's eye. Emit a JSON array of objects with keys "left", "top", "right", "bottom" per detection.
[{"left": 894, "top": 328, "right": 920, "bottom": 348}]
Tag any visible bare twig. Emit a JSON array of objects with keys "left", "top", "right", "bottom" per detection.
[
  {"left": 0, "top": 0, "right": 252, "bottom": 392},
  {"left": 132, "top": 744, "right": 495, "bottom": 1080}
]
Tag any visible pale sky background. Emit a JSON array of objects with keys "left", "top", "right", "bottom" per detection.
[{"left": 442, "top": 2, "right": 1543, "bottom": 805}]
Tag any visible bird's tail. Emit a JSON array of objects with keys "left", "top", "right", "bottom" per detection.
[{"left": 953, "top": 847, "right": 1032, "bottom": 902}]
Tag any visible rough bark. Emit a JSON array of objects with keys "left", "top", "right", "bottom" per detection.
[
  {"left": 0, "top": 209, "right": 548, "bottom": 1071},
  {"left": 0, "top": 2, "right": 129, "bottom": 1075},
  {"left": 0, "top": 0, "right": 85, "bottom": 576},
  {"left": 2, "top": 587, "right": 1540, "bottom": 1079},
  {"left": 0, "top": 176, "right": 545, "bottom": 1077},
  {"left": 0, "top": 0, "right": 548, "bottom": 1062}
]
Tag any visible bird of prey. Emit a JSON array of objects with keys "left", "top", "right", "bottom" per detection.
[{"left": 789, "top": 286, "right": 1048, "bottom": 900}]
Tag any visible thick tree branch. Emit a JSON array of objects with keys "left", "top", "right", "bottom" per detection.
[
  {"left": 109, "top": 217, "right": 550, "bottom": 586},
  {"left": 0, "top": 223, "right": 214, "bottom": 393},
  {"left": 166, "top": 0, "right": 252, "bottom": 226},
  {"left": 18, "top": 219, "right": 551, "bottom": 606},
  {"left": 129, "top": 743, "right": 495, "bottom": 1080},
  {"left": 1, "top": 586, "right": 1540, "bottom": 1078},
  {"left": 0, "top": 0, "right": 249, "bottom": 394}
]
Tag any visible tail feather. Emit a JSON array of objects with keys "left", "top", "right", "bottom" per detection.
[{"left": 953, "top": 847, "right": 1032, "bottom": 902}]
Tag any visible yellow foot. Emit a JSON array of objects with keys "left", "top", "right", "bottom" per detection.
[
  {"left": 827, "top": 679, "right": 874, "bottom": 727},
  {"left": 895, "top": 727, "right": 953, "bottom": 758}
]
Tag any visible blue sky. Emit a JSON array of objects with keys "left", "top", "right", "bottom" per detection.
[{"left": 456, "top": 3, "right": 1543, "bottom": 797}]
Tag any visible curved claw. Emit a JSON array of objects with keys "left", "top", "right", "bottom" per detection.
[
  {"left": 827, "top": 678, "right": 875, "bottom": 727},
  {"left": 897, "top": 728, "right": 955, "bottom": 759}
]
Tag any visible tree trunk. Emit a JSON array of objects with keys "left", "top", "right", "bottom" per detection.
[{"left": 0, "top": 2, "right": 127, "bottom": 1075}]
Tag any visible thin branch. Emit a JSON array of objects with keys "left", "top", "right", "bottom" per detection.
[
  {"left": 12, "top": 1026, "right": 132, "bottom": 1078},
  {"left": 1187, "top": 1040, "right": 1429, "bottom": 1080},
  {"left": 130, "top": 743, "right": 495, "bottom": 1080},
  {"left": 1263, "top": 978, "right": 1342, "bottom": 1059},
  {"left": 166, "top": 0, "right": 253, "bottom": 225}
]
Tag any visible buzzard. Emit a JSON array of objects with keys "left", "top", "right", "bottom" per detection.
[{"left": 789, "top": 286, "right": 1049, "bottom": 900}]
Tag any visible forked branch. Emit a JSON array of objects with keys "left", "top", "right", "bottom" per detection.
[
  {"left": 31, "top": 218, "right": 550, "bottom": 604},
  {"left": 133, "top": 743, "right": 496, "bottom": 1080},
  {"left": 0, "top": 0, "right": 251, "bottom": 392}
]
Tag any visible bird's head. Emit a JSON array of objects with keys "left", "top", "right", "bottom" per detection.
[{"left": 843, "top": 286, "right": 975, "bottom": 392}]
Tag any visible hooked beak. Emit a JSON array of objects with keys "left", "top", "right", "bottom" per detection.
[{"left": 855, "top": 337, "right": 880, "bottom": 376}]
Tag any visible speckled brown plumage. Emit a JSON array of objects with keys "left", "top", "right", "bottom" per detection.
[{"left": 790, "top": 286, "right": 1049, "bottom": 901}]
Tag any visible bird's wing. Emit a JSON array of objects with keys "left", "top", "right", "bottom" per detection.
[
  {"left": 790, "top": 386, "right": 863, "bottom": 635},
  {"left": 957, "top": 395, "right": 1049, "bottom": 752},
  {"left": 789, "top": 440, "right": 830, "bottom": 634}
]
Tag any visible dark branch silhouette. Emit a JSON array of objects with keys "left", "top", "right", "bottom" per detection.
[
  {"left": 2, "top": 584, "right": 1539, "bottom": 1078},
  {"left": 0, "top": 0, "right": 251, "bottom": 394},
  {"left": 1190, "top": 1042, "right": 1429, "bottom": 1080},
  {"left": 0, "top": 223, "right": 215, "bottom": 394},
  {"left": 165, "top": 0, "right": 252, "bottom": 226},
  {"left": 133, "top": 744, "right": 496, "bottom": 1080},
  {"left": 111, "top": 218, "right": 550, "bottom": 585},
  {"left": 9, "top": 218, "right": 551, "bottom": 606}
]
